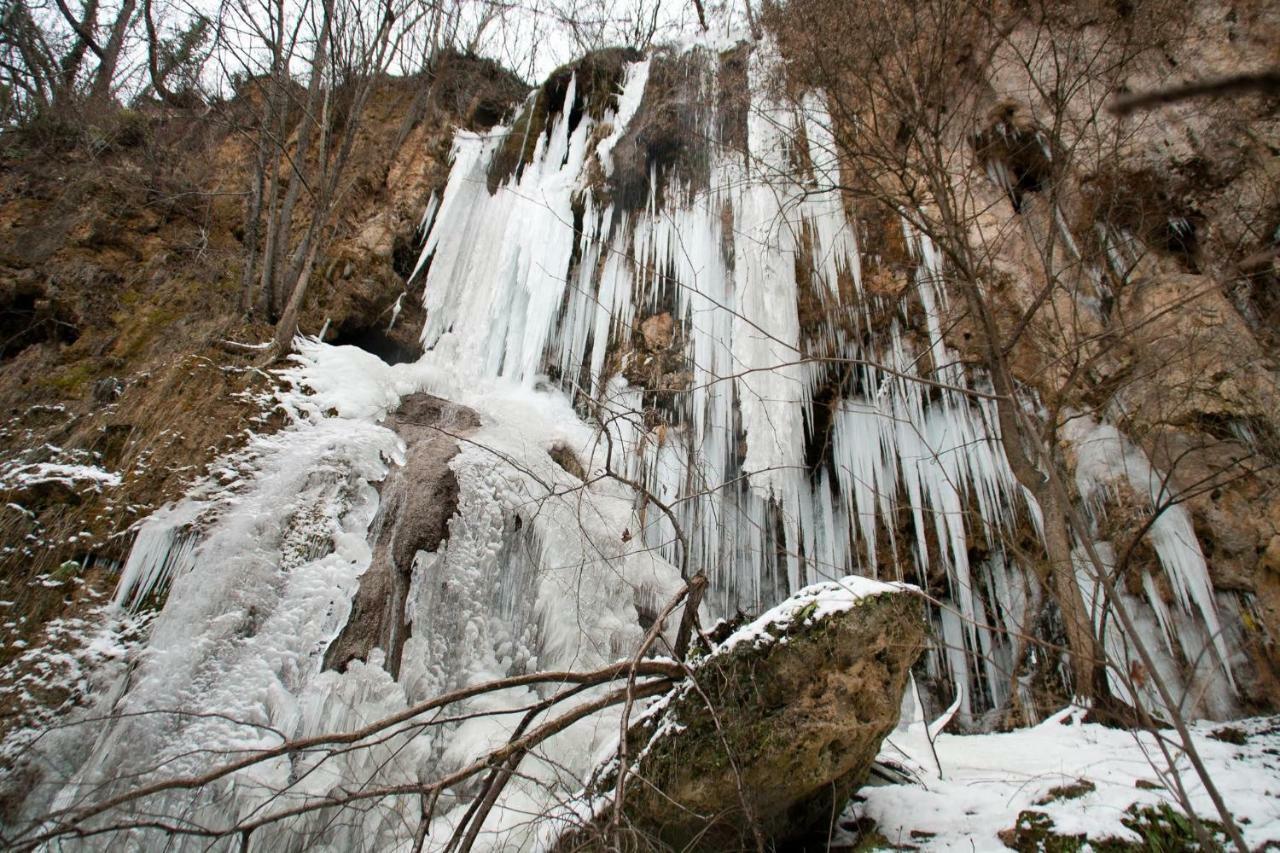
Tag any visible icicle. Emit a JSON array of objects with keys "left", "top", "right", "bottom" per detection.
[
  {"left": 1063, "top": 414, "right": 1235, "bottom": 690},
  {"left": 417, "top": 190, "right": 439, "bottom": 236},
  {"left": 113, "top": 502, "right": 203, "bottom": 609},
  {"left": 386, "top": 293, "right": 403, "bottom": 332}
]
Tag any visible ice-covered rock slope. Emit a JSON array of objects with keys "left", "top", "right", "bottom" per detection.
[{"left": 3, "top": 41, "right": 1272, "bottom": 851}]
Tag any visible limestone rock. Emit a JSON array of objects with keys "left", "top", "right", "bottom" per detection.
[
  {"left": 640, "top": 312, "right": 675, "bottom": 350},
  {"left": 568, "top": 578, "right": 925, "bottom": 850},
  {"left": 323, "top": 393, "right": 480, "bottom": 676},
  {"left": 1261, "top": 536, "right": 1280, "bottom": 576}
]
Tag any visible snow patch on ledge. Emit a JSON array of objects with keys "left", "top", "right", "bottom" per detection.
[
  {"left": 0, "top": 462, "right": 121, "bottom": 491},
  {"left": 714, "top": 575, "right": 916, "bottom": 655}
]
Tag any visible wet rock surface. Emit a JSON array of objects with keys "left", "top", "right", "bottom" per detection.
[{"left": 323, "top": 393, "right": 480, "bottom": 676}]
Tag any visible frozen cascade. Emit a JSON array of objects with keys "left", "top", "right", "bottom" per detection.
[
  {"left": 13, "top": 41, "right": 1247, "bottom": 851},
  {"left": 1064, "top": 415, "right": 1238, "bottom": 712},
  {"left": 28, "top": 340, "right": 686, "bottom": 850},
  {"left": 406, "top": 44, "right": 1237, "bottom": 720},
  {"left": 411, "top": 46, "right": 1036, "bottom": 681}
]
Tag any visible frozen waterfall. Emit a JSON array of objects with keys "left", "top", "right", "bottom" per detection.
[{"left": 4, "top": 41, "right": 1246, "bottom": 851}]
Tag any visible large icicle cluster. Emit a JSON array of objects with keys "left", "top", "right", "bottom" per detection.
[
  {"left": 405, "top": 42, "right": 1238, "bottom": 722},
  {"left": 410, "top": 45, "right": 1039, "bottom": 721},
  {"left": 1064, "top": 415, "right": 1241, "bottom": 718}
]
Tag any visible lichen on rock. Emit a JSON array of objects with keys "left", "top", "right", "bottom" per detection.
[{"left": 561, "top": 577, "right": 925, "bottom": 851}]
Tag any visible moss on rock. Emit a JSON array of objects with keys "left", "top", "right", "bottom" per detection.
[{"left": 567, "top": 585, "right": 925, "bottom": 851}]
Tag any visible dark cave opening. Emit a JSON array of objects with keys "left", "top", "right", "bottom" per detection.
[{"left": 330, "top": 322, "right": 419, "bottom": 366}]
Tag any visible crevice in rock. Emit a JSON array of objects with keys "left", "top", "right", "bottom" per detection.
[
  {"left": 0, "top": 288, "right": 80, "bottom": 360},
  {"left": 549, "top": 443, "right": 586, "bottom": 480}
]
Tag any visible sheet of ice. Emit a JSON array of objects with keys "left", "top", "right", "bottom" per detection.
[{"left": 112, "top": 501, "right": 203, "bottom": 608}]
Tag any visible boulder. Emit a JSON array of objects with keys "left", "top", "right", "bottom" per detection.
[{"left": 567, "top": 577, "right": 925, "bottom": 850}]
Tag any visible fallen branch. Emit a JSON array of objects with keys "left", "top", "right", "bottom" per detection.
[{"left": 1110, "top": 69, "right": 1280, "bottom": 114}]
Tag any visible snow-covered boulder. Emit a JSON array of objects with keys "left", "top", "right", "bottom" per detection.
[{"left": 570, "top": 576, "right": 924, "bottom": 850}]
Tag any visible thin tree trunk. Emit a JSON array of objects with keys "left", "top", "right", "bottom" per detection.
[
  {"left": 1038, "top": 487, "right": 1103, "bottom": 697},
  {"left": 238, "top": 126, "right": 269, "bottom": 316},
  {"left": 271, "top": 226, "right": 321, "bottom": 354},
  {"left": 7, "top": 2, "right": 58, "bottom": 109},
  {"left": 88, "top": 0, "right": 138, "bottom": 104},
  {"left": 929, "top": 168, "right": 1107, "bottom": 701},
  {"left": 141, "top": 0, "right": 185, "bottom": 105},
  {"left": 55, "top": 0, "right": 101, "bottom": 90},
  {"left": 257, "top": 0, "right": 291, "bottom": 318}
]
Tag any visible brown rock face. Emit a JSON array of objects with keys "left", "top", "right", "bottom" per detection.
[
  {"left": 640, "top": 312, "right": 675, "bottom": 350},
  {"left": 1262, "top": 537, "right": 1280, "bottom": 576},
  {"left": 617, "top": 311, "right": 690, "bottom": 399},
  {"left": 323, "top": 394, "right": 480, "bottom": 676},
  {"left": 569, "top": 586, "right": 925, "bottom": 851}
]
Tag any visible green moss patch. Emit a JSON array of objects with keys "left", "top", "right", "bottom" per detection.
[
  {"left": 1000, "top": 803, "right": 1230, "bottom": 852},
  {"left": 486, "top": 47, "right": 641, "bottom": 193},
  {"left": 1035, "top": 779, "right": 1095, "bottom": 805}
]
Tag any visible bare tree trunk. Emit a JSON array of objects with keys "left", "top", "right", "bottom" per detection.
[
  {"left": 271, "top": 225, "right": 321, "bottom": 353},
  {"left": 238, "top": 110, "right": 271, "bottom": 316},
  {"left": 256, "top": 0, "right": 292, "bottom": 318},
  {"left": 88, "top": 0, "right": 138, "bottom": 105},
  {"left": 690, "top": 0, "right": 707, "bottom": 31},
  {"left": 5, "top": 1, "right": 59, "bottom": 110},
  {"left": 54, "top": 0, "right": 101, "bottom": 90},
  {"left": 141, "top": 0, "right": 186, "bottom": 105},
  {"left": 271, "top": 1, "right": 395, "bottom": 355},
  {"left": 926, "top": 162, "right": 1108, "bottom": 701},
  {"left": 1039, "top": 488, "right": 1103, "bottom": 697}
]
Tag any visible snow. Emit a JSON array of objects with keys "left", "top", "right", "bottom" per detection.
[
  {"left": 0, "top": 461, "right": 121, "bottom": 491},
  {"left": 0, "top": 604, "right": 150, "bottom": 764},
  {"left": 857, "top": 706, "right": 1280, "bottom": 850},
  {"left": 713, "top": 574, "right": 915, "bottom": 654}
]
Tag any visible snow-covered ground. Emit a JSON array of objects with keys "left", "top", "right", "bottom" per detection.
[{"left": 851, "top": 705, "right": 1280, "bottom": 850}]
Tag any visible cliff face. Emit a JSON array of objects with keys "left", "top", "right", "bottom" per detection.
[{"left": 771, "top": 0, "right": 1280, "bottom": 715}]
